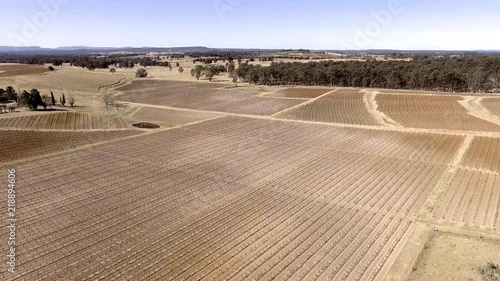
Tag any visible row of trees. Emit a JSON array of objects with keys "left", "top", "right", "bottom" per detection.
[
  {"left": 190, "top": 64, "right": 232, "bottom": 81},
  {"left": 19, "top": 90, "right": 75, "bottom": 110},
  {"left": 1, "top": 86, "right": 75, "bottom": 111},
  {"left": 0, "top": 86, "right": 19, "bottom": 103},
  {"left": 235, "top": 56, "right": 500, "bottom": 92},
  {"left": 0, "top": 54, "right": 171, "bottom": 71}
]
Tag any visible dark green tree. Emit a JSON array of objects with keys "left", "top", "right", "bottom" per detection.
[
  {"left": 50, "top": 92, "right": 56, "bottom": 106},
  {"left": 60, "top": 94, "right": 66, "bottom": 107},
  {"left": 5, "top": 86, "right": 17, "bottom": 101},
  {"left": 135, "top": 68, "right": 148, "bottom": 78}
]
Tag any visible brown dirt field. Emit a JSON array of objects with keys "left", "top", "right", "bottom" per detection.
[
  {"left": 0, "top": 116, "right": 464, "bottom": 281},
  {"left": 482, "top": 98, "right": 500, "bottom": 118},
  {"left": 133, "top": 107, "right": 222, "bottom": 126},
  {"left": 276, "top": 89, "right": 381, "bottom": 126},
  {"left": 0, "top": 112, "right": 128, "bottom": 130},
  {"left": 409, "top": 232, "right": 500, "bottom": 281},
  {"left": 461, "top": 137, "right": 500, "bottom": 172},
  {"left": 3, "top": 79, "right": 500, "bottom": 281},
  {"left": 0, "top": 129, "right": 140, "bottom": 164},
  {"left": 267, "top": 87, "right": 332, "bottom": 98},
  {"left": 381, "top": 89, "right": 499, "bottom": 97},
  {"left": 114, "top": 79, "right": 204, "bottom": 91},
  {"left": 376, "top": 94, "right": 500, "bottom": 132},
  {"left": 117, "top": 82, "right": 304, "bottom": 115},
  {"left": 0, "top": 64, "right": 49, "bottom": 77},
  {"left": 433, "top": 169, "right": 500, "bottom": 231}
]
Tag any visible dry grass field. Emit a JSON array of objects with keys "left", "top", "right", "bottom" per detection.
[
  {"left": 1, "top": 69, "right": 500, "bottom": 281},
  {"left": 376, "top": 93, "right": 500, "bottom": 132},
  {"left": 409, "top": 232, "right": 500, "bottom": 281},
  {"left": 276, "top": 89, "right": 380, "bottom": 126}
]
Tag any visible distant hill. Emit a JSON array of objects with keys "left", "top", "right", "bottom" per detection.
[
  {"left": 0, "top": 46, "right": 499, "bottom": 56},
  {"left": 0, "top": 46, "right": 219, "bottom": 54}
]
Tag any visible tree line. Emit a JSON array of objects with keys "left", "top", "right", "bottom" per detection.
[
  {"left": 0, "top": 54, "right": 170, "bottom": 71},
  {"left": 0, "top": 86, "right": 75, "bottom": 112},
  {"left": 235, "top": 56, "right": 500, "bottom": 92}
]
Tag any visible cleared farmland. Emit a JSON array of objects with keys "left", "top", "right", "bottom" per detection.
[
  {"left": 460, "top": 136, "right": 500, "bottom": 172},
  {"left": 133, "top": 107, "right": 223, "bottom": 126},
  {"left": 376, "top": 93, "right": 500, "bottom": 132},
  {"left": 481, "top": 98, "right": 500, "bottom": 118},
  {"left": 0, "top": 64, "right": 49, "bottom": 77},
  {"left": 115, "top": 79, "right": 206, "bottom": 92},
  {"left": 432, "top": 169, "right": 500, "bottom": 231},
  {"left": 0, "top": 116, "right": 464, "bottom": 281},
  {"left": 0, "top": 112, "right": 128, "bottom": 130},
  {"left": 0, "top": 129, "right": 140, "bottom": 163},
  {"left": 117, "top": 81, "right": 304, "bottom": 115},
  {"left": 267, "top": 87, "right": 332, "bottom": 98},
  {"left": 276, "top": 89, "right": 380, "bottom": 126},
  {"left": 431, "top": 136, "right": 500, "bottom": 233}
]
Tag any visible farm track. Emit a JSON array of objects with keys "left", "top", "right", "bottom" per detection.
[
  {"left": 275, "top": 89, "right": 380, "bottom": 126},
  {"left": 431, "top": 136, "right": 500, "bottom": 232},
  {"left": 482, "top": 97, "right": 500, "bottom": 119},
  {"left": 362, "top": 90, "right": 402, "bottom": 128},
  {"left": 123, "top": 101, "right": 500, "bottom": 138},
  {"left": 459, "top": 97, "right": 500, "bottom": 125}
]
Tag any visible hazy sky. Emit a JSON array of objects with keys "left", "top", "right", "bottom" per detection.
[{"left": 1, "top": 0, "right": 499, "bottom": 50}]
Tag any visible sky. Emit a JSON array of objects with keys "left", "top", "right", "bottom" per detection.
[{"left": 1, "top": 0, "right": 499, "bottom": 50}]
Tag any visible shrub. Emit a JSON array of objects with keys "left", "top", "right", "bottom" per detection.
[
  {"left": 68, "top": 95, "right": 76, "bottom": 107},
  {"left": 135, "top": 68, "right": 148, "bottom": 78},
  {"left": 478, "top": 262, "right": 500, "bottom": 281}
]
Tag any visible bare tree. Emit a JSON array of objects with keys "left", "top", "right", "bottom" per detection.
[{"left": 68, "top": 95, "right": 76, "bottom": 107}]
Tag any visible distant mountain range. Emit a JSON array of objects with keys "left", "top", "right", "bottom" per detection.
[{"left": 0, "top": 46, "right": 499, "bottom": 55}]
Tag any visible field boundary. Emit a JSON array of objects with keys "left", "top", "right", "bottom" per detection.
[
  {"left": 459, "top": 97, "right": 500, "bottom": 125},
  {"left": 270, "top": 88, "right": 339, "bottom": 117},
  {"left": 418, "top": 135, "right": 474, "bottom": 222},
  {"left": 362, "top": 90, "right": 402, "bottom": 128},
  {"left": 0, "top": 127, "right": 131, "bottom": 132},
  {"left": 381, "top": 222, "right": 432, "bottom": 281},
  {"left": 121, "top": 101, "right": 500, "bottom": 138}
]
